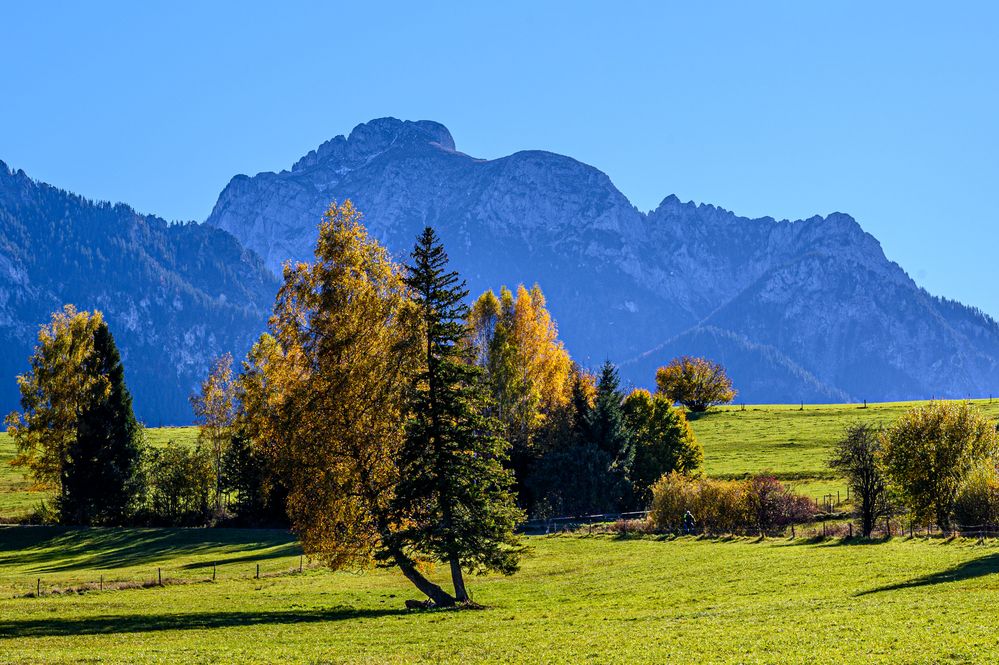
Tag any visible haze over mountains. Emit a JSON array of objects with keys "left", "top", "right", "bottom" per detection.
[{"left": 2, "top": 117, "right": 997, "bottom": 423}]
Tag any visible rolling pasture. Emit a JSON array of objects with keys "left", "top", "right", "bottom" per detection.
[
  {"left": 3, "top": 400, "right": 999, "bottom": 662},
  {"left": 3, "top": 530, "right": 999, "bottom": 662}
]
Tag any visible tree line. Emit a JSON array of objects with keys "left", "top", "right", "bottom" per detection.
[{"left": 7, "top": 200, "right": 736, "bottom": 606}]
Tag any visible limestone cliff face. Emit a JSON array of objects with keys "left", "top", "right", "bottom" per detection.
[{"left": 207, "top": 117, "right": 999, "bottom": 402}]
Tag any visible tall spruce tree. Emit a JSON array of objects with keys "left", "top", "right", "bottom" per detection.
[
  {"left": 62, "top": 321, "right": 144, "bottom": 525},
  {"left": 584, "top": 361, "right": 634, "bottom": 510},
  {"left": 396, "top": 226, "right": 524, "bottom": 604}
]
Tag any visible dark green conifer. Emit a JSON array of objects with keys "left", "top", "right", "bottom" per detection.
[
  {"left": 395, "top": 226, "right": 524, "bottom": 604},
  {"left": 61, "top": 322, "right": 144, "bottom": 525},
  {"left": 582, "top": 361, "right": 633, "bottom": 510}
]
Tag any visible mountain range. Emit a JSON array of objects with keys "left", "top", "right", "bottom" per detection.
[{"left": 1, "top": 118, "right": 997, "bottom": 423}]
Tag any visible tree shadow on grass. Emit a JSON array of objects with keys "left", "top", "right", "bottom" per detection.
[
  {"left": 856, "top": 552, "right": 999, "bottom": 596},
  {"left": 0, "top": 526, "right": 300, "bottom": 572},
  {"left": 0, "top": 606, "right": 407, "bottom": 639},
  {"left": 178, "top": 544, "right": 302, "bottom": 570}
]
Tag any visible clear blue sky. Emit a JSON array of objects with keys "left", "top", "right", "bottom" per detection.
[{"left": 3, "top": 2, "right": 997, "bottom": 317}]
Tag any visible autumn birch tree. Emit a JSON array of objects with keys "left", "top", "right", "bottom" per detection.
[
  {"left": 191, "top": 353, "right": 237, "bottom": 514},
  {"left": 6, "top": 306, "right": 108, "bottom": 504},
  {"left": 242, "top": 201, "right": 457, "bottom": 606}
]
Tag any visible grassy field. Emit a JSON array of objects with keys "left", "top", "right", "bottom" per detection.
[
  {"left": 4, "top": 527, "right": 999, "bottom": 662},
  {"left": 3, "top": 401, "right": 999, "bottom": 519},
  {"left": 689, "top": 399, "right": 999, "bottom": 500},
  {"left": 4, "top": 402, "right": 999, "bottom": 662}
]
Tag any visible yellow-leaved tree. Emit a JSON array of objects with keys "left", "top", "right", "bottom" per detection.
[
  {"left": 190, "top": 353, "right": 237, "bottom": 515},
  {"left": 468, "top": 284, "right": 572, "bottom": 444},
  {"left": 6, "top": 305, "right": 109, "bottom": 501},
  {"left": 240, "top": 200, "right": 457, "bottom": 605}
]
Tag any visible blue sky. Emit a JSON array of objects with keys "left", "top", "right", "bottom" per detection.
[{"left": 2, "top": 2, "right": 997, "bottom": 317}]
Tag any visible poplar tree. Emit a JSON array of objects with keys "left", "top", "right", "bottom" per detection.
[
  {"left": 396, "top": 226, "right": 524, "bottom": 604},
  {"left": 467, "top": 283, "right": 573, "bottom": 505}
]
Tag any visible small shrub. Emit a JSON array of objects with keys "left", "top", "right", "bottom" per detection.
[
  {"left": 607, "top": 518, "right": 656, "bottom": 536},
  {"left": 744, "top": 475, "right": 816, "bottom": 535},
  {"left": 649, "top": 472, "right": 745, "bottom": 535},
  {"left": 649, "top": 472, "right": 814, "bottom": 536},
  {"left": 954, "top": 461, "right": 999, "bottom": 530}
]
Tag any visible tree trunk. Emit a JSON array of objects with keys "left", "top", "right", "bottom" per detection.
[
  {"left": 390, "top": 547, "right": 456, "bottom": 607},
  {"left": 862, "top": 506, "right": 874, "bottom": 538},
  {"left": 450, "top": 556, "right": 469, "bottom": 603}
]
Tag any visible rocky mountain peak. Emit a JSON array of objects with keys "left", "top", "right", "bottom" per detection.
[{"left": 291, "top": 117, "right": 456, "bottom": 173}]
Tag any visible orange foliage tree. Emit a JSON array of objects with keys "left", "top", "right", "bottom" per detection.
[{"left": 655, "top": 356, "right": 736, "bottom": 412}]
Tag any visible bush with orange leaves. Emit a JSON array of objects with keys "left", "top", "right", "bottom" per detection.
[{"left": 655, "top": 356, "right": 736, "bottom": 413}]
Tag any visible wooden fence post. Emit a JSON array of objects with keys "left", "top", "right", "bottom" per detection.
[
  {"left": 158, "top": 568, "right": 162, "bottom": 585},
  {"left": 37, "top": 578, "right": 40, "bottom": 597},
  {"left": 256, "top": 564, "right": 260, "bottom": 580},
  {"left": 100, "top": 575, "right": 103, "bottom": 591},
  {"left": 849, "top": 523, "right": 853, "bottom": 538},
  {"left": 213, "top": 562, "right": 217, "bottom": 582},
  {"left": 299, "top": 555, "right": 303, "bottom": 573}
]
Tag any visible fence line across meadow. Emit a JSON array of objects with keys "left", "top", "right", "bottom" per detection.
[
  {"left": 6, "top": 554, "right": 318, "bottom": 600},
  {"left": 12, "top": 516, "right": 999, "bottom": 599},
  {"left": 525, "top": 509, "right": 999, "bottom": 542}
]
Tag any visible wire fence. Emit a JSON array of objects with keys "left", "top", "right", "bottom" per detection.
[
  {"left": 524, "top": 508, "right": 999, "bottom": 543},
  {"left": 7, "top": 555, "right": 317, "bottom": 600},
  {"left": 14, "top": 514, "right": 999, "bottom": 599},
  {"left": 521, "top": 511, "right": 650, "bottom": 535}
]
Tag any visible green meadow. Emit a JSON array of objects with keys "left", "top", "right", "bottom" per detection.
[
  {"left": 0, "top": 427, "right": 198, "bottom": 522},
  {"left": 692, "top": 399, "right": 999, "bottom": 499},
  {"left": 3, "top": 400, "right": 999, "bottom": 662},
  {"left": 3, "top": 528, "right": 999, "bottom": 662}
]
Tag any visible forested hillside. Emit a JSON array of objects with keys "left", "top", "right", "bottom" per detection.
[{"left": 0, "top": 162, "right": 277, "bottom": 423}]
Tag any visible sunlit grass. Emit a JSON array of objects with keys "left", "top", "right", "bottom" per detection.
[
  {"left": 688, "top": 398, "right": 999, "bottom": 502},
  {"left": 3, "top": 529, "right": 999, "bottom": 662}
]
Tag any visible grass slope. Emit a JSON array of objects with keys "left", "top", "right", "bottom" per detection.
[
  {"left": 3, "top": 528, "right": 999, "bottom": 662},
  {"left": 689, "top": 399, "right": 999, "bottom": 499}
]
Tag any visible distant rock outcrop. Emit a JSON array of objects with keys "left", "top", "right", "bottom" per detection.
[{"left": 2, "top": 117, "right": 996, "bottom": 424}]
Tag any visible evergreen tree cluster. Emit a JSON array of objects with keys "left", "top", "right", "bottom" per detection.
[{"left": 522, "top": 362, "right": 702, "bottom": 518}]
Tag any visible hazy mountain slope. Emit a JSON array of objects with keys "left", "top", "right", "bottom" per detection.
[
  {"left": 3, "top": 117, "right": 995, "bottom": 419},
  {"left": 620, "top": 326, "right": 851, "bottom": 404},
  {"left": 207, "top": 117, "right": 999, "bottom": 402},
  {"left": 0, "top": 162, "right": 277, "bottom": 424}
]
